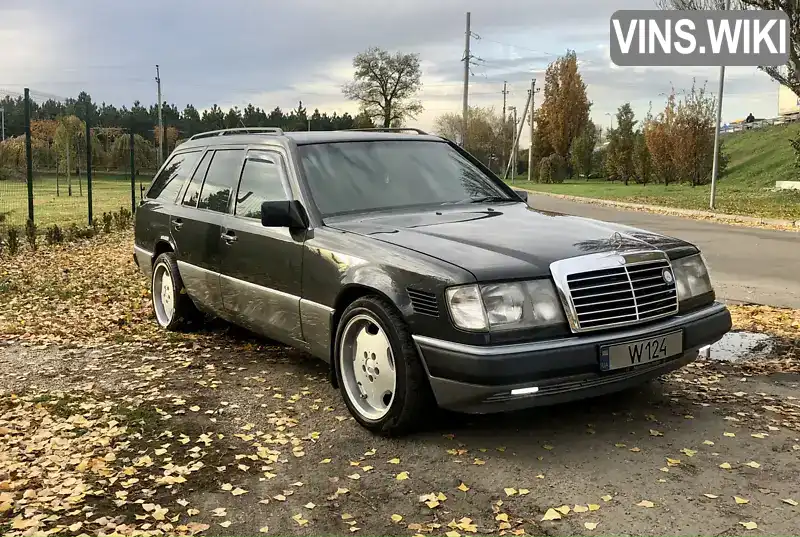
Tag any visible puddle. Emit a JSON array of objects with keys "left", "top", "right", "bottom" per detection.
[{"left": 709, "top": 331, "right": 775, "bottom": 362}]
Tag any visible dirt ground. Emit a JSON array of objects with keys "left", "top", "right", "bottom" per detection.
[{"left": 1, "top": 232, "right": 799, "bottom": 536}]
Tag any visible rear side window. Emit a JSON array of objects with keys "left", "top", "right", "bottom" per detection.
[
  {"left": 147, "top": 151, "right": 202, "bottom": 201},
  {"left": 234, "top": 151, "right": 289, "bottom": 220},
  {"left": 198, "top": 149, "right": 245, "bottom": 213},
  {"left": 181, "top": 151, "right": 212, "bottom": 207}
]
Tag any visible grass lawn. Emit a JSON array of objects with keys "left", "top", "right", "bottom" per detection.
[
  {"left": 509, "top": 122, "right": 800, "bottom": 220},
  {"left": 1, "top": 172, "right": 147, "bottom": 231}
]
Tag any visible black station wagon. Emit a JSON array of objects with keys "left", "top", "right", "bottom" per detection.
[{"left": 133, "top": 127, "right": 732, "bottom": 435}]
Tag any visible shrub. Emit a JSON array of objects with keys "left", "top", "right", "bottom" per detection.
[
  {"left": 539, "top": 154, "right": 566, "bottom": 184},
  {"left": 90, "top": 218, "right": 100, "bottom": 235},
  {"left": 6, "top": 226, "right": 20, "bottom": 255},
  {"left": 25, "top": 219, "right": 37, "bottom": 252},
  {"left": 102, "top": 213, "right": 113, "bottom": 234},
  {"left": 66, "top": 223, "right": 94, "bottom": 242},
  {"left": 45, "top": 224, "right": 64, "bottom": 245},
  {"left": 113, "top": 208, "right": 133, "bottom": 231}
]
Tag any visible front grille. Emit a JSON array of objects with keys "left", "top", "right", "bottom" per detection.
[
  {"left": 407, "top": 288, "right": 439, "bottom": 317},
  {"left": 566, "top": 259, "right": 677, "bottom": 331}
]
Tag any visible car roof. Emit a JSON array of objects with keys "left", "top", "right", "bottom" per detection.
[{"left": 175, "top": 129, "right": 446, "bottom": 151}]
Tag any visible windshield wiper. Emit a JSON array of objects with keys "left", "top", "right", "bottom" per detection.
[{"left": 468, "top": 196, "right": 513, "bottom": 203}]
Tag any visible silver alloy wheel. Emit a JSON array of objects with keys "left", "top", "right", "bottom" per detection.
[
  {"left": 152, "top": 262, "right": 175, "bottom": 327},
  {"left": 339, "top": 313, "right": 397, "bottom": 420}
]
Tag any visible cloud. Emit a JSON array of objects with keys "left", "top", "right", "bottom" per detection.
[{"left": 0, "top": 0, "right": 781, "bottom": 142}]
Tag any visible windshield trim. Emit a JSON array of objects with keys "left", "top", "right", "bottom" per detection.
[{"left": 297, "top": 139, "right": 519, "bottom": 219}]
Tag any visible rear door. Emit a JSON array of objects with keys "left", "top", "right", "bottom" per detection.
[
  {"left": 219, "top": 148, "right": 306, "bottom": 344},
  {"left": 171, "top": 147, "right": 245, "bottom": 316}
]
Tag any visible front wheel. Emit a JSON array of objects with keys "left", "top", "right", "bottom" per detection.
[
  {"left": 334, "top": 296, "right": 434, "bottom": 436},
  {"left": 151, "top": 252, "right": 201, "bottom": 331}
]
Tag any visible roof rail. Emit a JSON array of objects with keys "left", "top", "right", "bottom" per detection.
[
  {"left": 188, "top": 127, "right": 284, "bottom": 141},
  {"left": 343, "top": 127, "right": 430, "bottom": 135}
]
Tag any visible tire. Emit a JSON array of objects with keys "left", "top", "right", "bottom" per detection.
[
  {"left": 151, "top": 252, "right": 201, "bottom": 331},
  {"left": 334, "top": 295, "right": 435, "bottom": 436}
]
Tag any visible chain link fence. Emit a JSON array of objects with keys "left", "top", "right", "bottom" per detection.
[{"left": 0, "top": 88, "right": 156, "bottom": 237}]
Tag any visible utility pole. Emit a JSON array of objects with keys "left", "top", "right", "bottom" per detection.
[
  {"left": 527, "top": 79, "right": 538, "bottom": 182},
  {"left": 1, "top": 107, "right": 4, "bottom": 141},
  {"left": 24, "top": 88, "right": 33, "bottom": 223},
  {"left": 155, "top": 64, "right": 164, "bottom": 166},
  {"left": 462, "top": 11, "right": 471, "bottom": 148},
  {"left": 710, "top": 0, "right": 731, "bottom": 210},
  {"left": 501, "top": 82, "right": 509, "bottom": 171},
  {"left": 512, "top": 106, "right": 518, "bottom": 179},
  {"left": 504, "top": 90, "right": 532, "bottom": 180}
]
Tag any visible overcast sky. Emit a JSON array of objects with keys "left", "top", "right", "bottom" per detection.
[{"left": 0, "top": 0, "right": 780, "bottom": 145}]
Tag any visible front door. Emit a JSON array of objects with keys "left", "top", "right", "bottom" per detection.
[{"left": 219, "top": 148, "right": 306, "bottom": 345}]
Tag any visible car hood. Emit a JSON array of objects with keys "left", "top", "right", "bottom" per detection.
[{"left": 326, "top": 202, "right": 698, "bottom": 281}]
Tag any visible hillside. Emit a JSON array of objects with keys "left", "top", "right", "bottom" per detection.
[{"left": 512, "top": 122, "right": 800, "bottom": 220}]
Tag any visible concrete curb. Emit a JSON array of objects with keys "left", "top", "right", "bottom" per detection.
[{"left": 517, "top": 189, "right": 800, "bottom": 229}]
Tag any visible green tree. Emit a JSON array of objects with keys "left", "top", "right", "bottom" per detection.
[
  {"left": 633, "top": 131, "right": 652, "bottom": 185},
  {"left": 343, "top": 47, "right": 423, "bottom": 128},
  {"left": 605, "top": 103, "right": 637, "bottom": 185},
  {"left": 643, "top": 90, "right": 679, "bottom": 186},
  {"left": 434, "top": 106, "right": 506, "bottom": 171},
  {"left": 569, "top": 120, "right": 600, "bottom": 179}
]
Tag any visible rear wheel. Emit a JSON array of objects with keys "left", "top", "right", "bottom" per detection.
[
  {"left": 335, "top": 296, "right": 434, "bottom": 436},
  {"left": 151, "top": 252, "right": 201, "bottom": 331}
]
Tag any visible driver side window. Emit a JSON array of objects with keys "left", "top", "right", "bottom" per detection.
[{"left": 234, "top": 151, "right": 290, "bottom": 220}]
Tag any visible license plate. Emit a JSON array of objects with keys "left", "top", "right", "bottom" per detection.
[{"left": 600, "top": 331, "right": 683, "bottom": 371}]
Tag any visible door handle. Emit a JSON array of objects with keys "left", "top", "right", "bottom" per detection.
[
  {"left": 172, "top": 218, "right": 183, "bottom": 231},
  {"left": 221, "top": 231, "right": 237, "bottom": 244}
]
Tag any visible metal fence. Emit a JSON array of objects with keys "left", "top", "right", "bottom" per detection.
[{"left": 0, "top": 88, "right": 155, "bottom": 235}]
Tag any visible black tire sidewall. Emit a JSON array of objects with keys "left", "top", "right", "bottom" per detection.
[{"left": 334, "top": 298, "right": 413, "bottom": 431}]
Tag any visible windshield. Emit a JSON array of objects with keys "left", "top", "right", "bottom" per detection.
[{"left": 298, "top": 140, "right": 513, "bottom": 216}]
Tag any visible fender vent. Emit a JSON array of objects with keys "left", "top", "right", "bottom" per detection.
[{"left": 407, "top": 288, "right": 439, "bottom": 317}]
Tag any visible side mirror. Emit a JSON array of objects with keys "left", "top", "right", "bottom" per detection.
[
  {"left": 261, "top": 200, "right": 308, "bottom": 230},
  {"left": 514, "top": 189, "right": 529, "bottom": 203}
]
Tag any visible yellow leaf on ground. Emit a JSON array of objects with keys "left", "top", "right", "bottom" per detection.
[
  {"left": 543, "top": 444, "right": 554, "bottom": 450},
  {"left": 720, "top": 462, "right": 732, "bottom": 470},
  {"left": 361, "top": 466, "right": 373, "bottom": 472},
  {"left": 573, "top": 505, "right": 589, "bottom": 513},
  {"left": 336, "top": 488, "right": 349, "bottom": 495},
  {"left": 445, "top": 532, "right": 461, "bottom": 537},
  {"left": 519, "top": 488, "right": 530, "bottom": 495},
  {"left": 637, "top": 500, "right": 655, "bottom": 508},
  {"left": 739, "top": 521, "right": 758, "bottom": 530},
  {"left": 273, "top": 494, "right": 286, "bottom": 501},
  {"left": 541, "top": 508, "right": 561, "bottom": 521},
  {"left": 615, "top": 443, "right": 626, "bottom": 448},
  {"left": 231, "top": 488, "right": 247, "bottom": 496},
  {"left": 425, "top": 500, "right": 440, "bottom": 509},
  {"left": 704, "top": 494, "right": 719, "bottom": 499},
  {"left": 781, "top": 498, "right": 798, "bottom": 506},
  {"left": 601, "top": 495, "right": 613, "bottom": 502},
  {"left": 584, "top": 522, "right": 598, "bottom": 530},
  {"left": 388, "top": 458, "right": 400, "bottom": 464},
  {"left": 745, "top": 461, "right": 761, "bottom": 469},
  {"left": 259, "top": 526, "right": 269, "bottom": 533},
  {"left": 496, "top": 513, "right": 509, "bottom": 522},
  {"left": 751, "top": 433, "right": 767, "bottom": 439},
  {"left": 347, "top": 473, "right": 361, "bottom": 480},
  {"left": 319, "top": 458, "right": 331, "bottom": 464},
  {"left": 724, "top": 432, "right": 735, "bottom": 437},
  {"left": 666, "top": 458, "right": 681, "bottom": 466},
  {"left": 391, "top": 514, "right": 403, "bottom": 522},
  {"left": 473, "top": 458, "right": 485, "bottom": 465},
  {"left": 505, "top": 488, "right": 518, "bottom": 497},
  {"left": 588, "top": 504, "right": 600, "bottom": 511},
  {"left": 555, "top": 505, "right": 570, "bottom": 515},
  {"left": 734, "top": 496, "right": 749, "bottom": 505},
  {"left": 219, "top": 521, "right": 231, "bottom": 528},
  {"left": 703, "top": 440, "right": 715, "bottom": 446},
  {"left": 458, "top": 483, "right": 470, "bottom": 492},
  {"left": 630, "top": 447, "right": 641, "bottom": 453},
  {"left": 221, "top": 483, "right": 233, "bottom": 491},
  {"left": 680, "top": 448, "right": 697, "bottom": 457},
  {"left": 437, "top": 492, "right": 447, "bottom": 501},
  {"left": 304, "top": 502, "right": 316, "bottom": 509},
  {"left": 649, "top": 429, "right": 663, "bottom": 437},
  {"left": 341, "top": 514, "right": 354, "bottom": 520},
  {"left": 396, "top": 471, "right": 409, "bottom": 481}
]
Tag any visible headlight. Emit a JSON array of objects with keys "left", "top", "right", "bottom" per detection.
[
  {"left": 672, "top": 254, "right": 713, "bottom": 301},
  {"left": 446, "top": 280, "right": 565, "bottom": 332}
]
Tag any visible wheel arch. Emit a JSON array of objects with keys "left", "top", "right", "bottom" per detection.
[{"left": 328, "top": 283, "right": 409, "bottom": 388}]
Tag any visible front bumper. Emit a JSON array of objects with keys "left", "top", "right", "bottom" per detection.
[{"left": 413, "top": 302, "right": 731, "bottom": 413}]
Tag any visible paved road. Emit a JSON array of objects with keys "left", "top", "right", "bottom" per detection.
[{"left": 527, "top": 194, "right": 800, "bottom": 309}]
